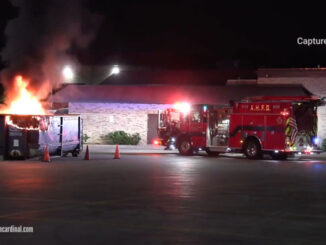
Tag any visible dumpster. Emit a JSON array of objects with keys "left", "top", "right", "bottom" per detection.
[{"left": 0, "top": 114, "right": 82, "bottom": 160}]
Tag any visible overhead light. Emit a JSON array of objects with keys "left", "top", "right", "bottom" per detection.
[
  {"left": 110, "top": 65, "right": 120, "bottom": 75},
  {"left": 62, "top": 65, "right": 74, "bottom": 82}
]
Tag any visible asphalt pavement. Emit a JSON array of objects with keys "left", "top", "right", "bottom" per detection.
[{"left": 0, "top": 152, "right": 326, "bottom": 244}]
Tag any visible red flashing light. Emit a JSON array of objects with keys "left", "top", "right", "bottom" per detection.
[
  {"left": 173, "top": 102, "right": 191, "bottom": 114},
  {"left": 280, "top": 110, "right": 289, "bottom": 116},
  {"left": 153, "top": 139, "right": 160, "bottom": 145},
  {"left": 304, "top": 147, "right": 313, "bottom": 155}
]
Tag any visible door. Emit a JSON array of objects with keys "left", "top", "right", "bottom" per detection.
[
  {"left": 208, "top": 109, "right": 230, "bottom": 147},
  {"left": 265, "top": 115, "right": 285, "bottom": 150},
  {"left": 188, "top": 110, "right": 206, "bottom": 147},
  {"left": 147, "top": 114, "right": 159, "bottom": 144}
]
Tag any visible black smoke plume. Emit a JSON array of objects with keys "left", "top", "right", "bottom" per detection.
[{"left": 1, "top": 0, "right": 102, "bottom": 103}]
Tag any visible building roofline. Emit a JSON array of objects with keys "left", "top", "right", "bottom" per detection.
[
  {"left": 257, "top": 67, "right": 326, "bottom": 77},
  {"left": 51, "top": 83, "right": 313, "bottom": 105}
]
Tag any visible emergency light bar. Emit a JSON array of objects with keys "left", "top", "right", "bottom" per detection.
[{"left": 173, "top": 102, "right": 191, "bottom": 114}]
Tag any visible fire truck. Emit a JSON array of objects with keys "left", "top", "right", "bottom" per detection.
[{"left": 158, "top": 97, "right": 321, "bottom": 159}]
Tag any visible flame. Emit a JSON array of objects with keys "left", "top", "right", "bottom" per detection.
[
  {"left": 5, "top": 115, "right": 41, "bottom": 131},
  {"left": 0, "top": 75, "right": 47, "bottom": 130},
  {"left": 3, "top": 75, "right": 45, "bottom": 115}
]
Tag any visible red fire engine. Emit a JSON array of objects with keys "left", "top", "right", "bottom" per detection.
[{"left": 158, "top": 96, "right": 321, "bottom": 159}]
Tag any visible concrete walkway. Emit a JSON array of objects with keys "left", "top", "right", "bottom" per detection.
[
  {"left": 84, "top": 144, "right": 326, "bottom": 159},
  {"left": 84, "top": 144, "right": 178, "bottom": 154}
]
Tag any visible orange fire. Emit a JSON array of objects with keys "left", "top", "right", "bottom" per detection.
[
  {"left": 0, "top": 75, "right": 47, "bottom": 130},
  {"left": 2, "top": 75, "right": 46, "bottom": 115}
]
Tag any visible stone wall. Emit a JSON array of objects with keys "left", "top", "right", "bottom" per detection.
[
  {"left": 258, "top": 76, "right": 326, "bottom": 139},
  {"left": 69, "top": 103, "right": 171, "bottom": 145}
]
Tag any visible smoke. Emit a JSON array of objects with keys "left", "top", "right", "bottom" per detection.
[{"left": 0, "top": 0, "right": 102, "bottom": 103}]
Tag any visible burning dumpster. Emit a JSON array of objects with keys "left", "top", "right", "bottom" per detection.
[
  {"left": 0, "top": 114, "right": 82, "bottom": 160},
  {"left": 0, "top": 75, "right": 83, "bottom": 160}
]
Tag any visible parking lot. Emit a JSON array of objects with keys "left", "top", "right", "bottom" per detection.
[{"left": 0, "top": 151, "right": 326, "bottom": 244}]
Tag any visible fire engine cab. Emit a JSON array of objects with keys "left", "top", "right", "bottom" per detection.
[{"left": 158, "top": 97, "right": 321, "bottom": 159}]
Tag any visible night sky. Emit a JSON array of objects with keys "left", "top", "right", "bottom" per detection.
[{"left": 1, "top": 1, "right": 326, "bottom": 70}]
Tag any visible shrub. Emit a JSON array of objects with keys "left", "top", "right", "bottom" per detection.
[
  {"left": 83, "top": 134, "right": 90, "bottom": 143},
  {"left": 322, "top": 139, "right": 326, "bottom": 152},
  {"left": 102, "top": 131, "right": 141, "bottom": 145}
]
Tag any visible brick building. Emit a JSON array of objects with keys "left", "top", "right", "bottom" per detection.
[{"left": 52, "top": 83, "right": 311, "bottom": 145}]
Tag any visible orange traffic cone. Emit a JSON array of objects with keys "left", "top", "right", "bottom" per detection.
[
  {"left": 43, "top": 145, "right": 50, "bottom": 162},
  {"left": 84, "top": 145, "right": 90, "bottom": 160},
  {"left": 114, "top": 145, "right": 120, "bottom": 159}
]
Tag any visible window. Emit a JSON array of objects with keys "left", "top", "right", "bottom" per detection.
[
  {"left": 170, "top": 111, "right": 180, "bottom": 122},
  {"left": 191, "top": 111, "right": 201, "bottom": 123}
]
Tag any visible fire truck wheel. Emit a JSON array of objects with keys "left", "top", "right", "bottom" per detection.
[
  {"left": 206, "top": 149, "right": 219, "bottom": 157},
  {"left": 243, "top": 139, "right": 262, "bottom": 159},
  {"left": 178, "top": 139, "right": 193, "bottom": 155}
]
